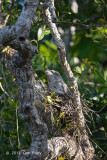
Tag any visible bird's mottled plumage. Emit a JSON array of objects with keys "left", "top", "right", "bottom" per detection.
[{"left": 45, "top": 69, "right": 71, "bottom": 95}]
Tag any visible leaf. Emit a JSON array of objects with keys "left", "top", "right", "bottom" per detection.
[
  {"left": 2, "top": 46, "right": 10, "bottom": 52},
  {"left": 68, "top": 12, "right": 72, "bottom": 15},
  {"left": 37, "top": 28, "right": 50, "bottom": 41},
  {"left": 8, "top": 98, "right": 16, "bottom": 106},
  {"left": 46, "top": 96, "right": 53, "bottom": 104},
  {"left": 37, "top": 27, "right": 44, "bottom": 41},
  {"left": 98, "top": 19, "right": 106, "bottom": 24},
  {"left": 51, "top": 91, "right": 55, "bottom": 97},
  {"left": 58, "top": 156, "right": 66, "bottom": 160},
  {"left": 65, "top": 19, "right": 71, "bottom": 22},
  {"left": 59, "top": 112, "right": 64, "bottom": 118},
  {"left": 55, "top": 99, "right": 62, "bottom": 102},
  {"left": 74, "top": 66, "right": 82, "bottom": 74},
  {"left": 94, "top": 0, "right": 101, "bottom": 3},
  {"left": 44, "top": 29, "right": 50, "bottom": 35}
]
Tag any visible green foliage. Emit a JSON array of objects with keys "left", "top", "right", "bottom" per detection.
[
  {"left": 0, "top": 64, "right": 31, "bottom": 160},
  {"left": 94, "top": 0, "right": 102, "bottom": 4},
  {"left": 37, "top": 26, "right": 50, "bottom": 41},
  {"left": 58, "top": 156, "right": 66, "bottom": 160},
  {"left": 73, "top": 59, "right": 107, "bottom": 158}
]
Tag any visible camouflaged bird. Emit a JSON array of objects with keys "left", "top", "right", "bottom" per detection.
[{"left": 45, "top": 69, "right": 71, "bottom": 96}]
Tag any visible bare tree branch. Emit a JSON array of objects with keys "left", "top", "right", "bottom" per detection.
[
  {"left": 9, "top": 0, "right": 15, "bottom": 11},
  {"left": 0, "top": 0, "right": 10, "bottom": 29},
  {"left": 41, "top": 1, "right": 95, "bottom": 159},
  {"left": 0, "top": 0, "right": 39, "bottom": 56},
  {"left": 42, "top": 0, "right": 84, "bottom": 131}
]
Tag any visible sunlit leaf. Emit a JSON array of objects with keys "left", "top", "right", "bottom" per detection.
[
  {"left": 94, "top": 0, "right": 102, "bottom": 3},
  {"left": 8, "top": 98, "right": 16, "bottom": 106},
  {"left": 38, "top": 27, "right": 44, "bottom": 41},
  {"left": 51, "top": 91, "right": 55, "bottom": 97},
  {"left": 74, "top": 66, "right": 82, "bottom": 74},
  {"left": 44, "top": 29, "right": 50, "bottom": 35},
  {"left": 98, "top": 19, "right": 106, "bottom": 24}
]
